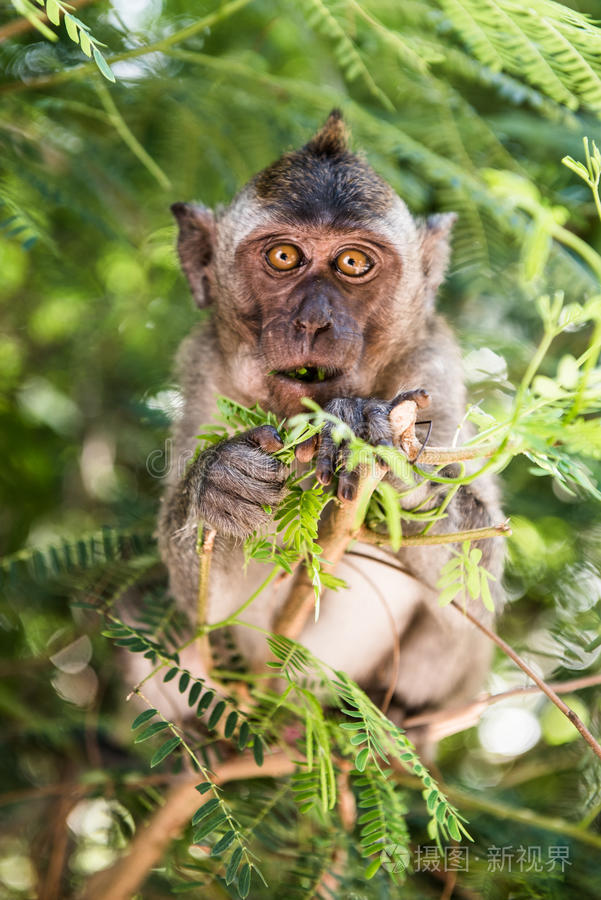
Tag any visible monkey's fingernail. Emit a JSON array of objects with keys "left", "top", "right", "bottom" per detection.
[
  {"left": 339, "top": 482, "right": 356, "bottom": 502},
  {"left": 248, "top": 425, "right": 284, "bottom": 452},
  {"left": 295, "top": 435, "right": 318, "bottom": 462},
  {"left": 316, "top": 462, "right": 333, "bottom": 485}
]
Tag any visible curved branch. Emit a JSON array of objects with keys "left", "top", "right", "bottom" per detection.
[
  {"left": 450, "top": 599, "right": 601, "bottom": 761},
  {"left": 80, "top": 751, "right": 294, "bottom": 900}
]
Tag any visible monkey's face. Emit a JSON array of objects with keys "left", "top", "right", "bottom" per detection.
[
  {"left": 172, "top": 111, "right": 455, "bottom": 418},
  {"left": 233, "top": 223, "right": 403, "bottom": 415}
]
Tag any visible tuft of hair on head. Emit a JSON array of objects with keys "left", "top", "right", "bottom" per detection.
[{"left": 303, "top": 109, "right": 350, "bottom": 158}]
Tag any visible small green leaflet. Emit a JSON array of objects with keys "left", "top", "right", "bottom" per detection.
[{"left": 150, "top": 736, "right": 181, "bottom": 767}]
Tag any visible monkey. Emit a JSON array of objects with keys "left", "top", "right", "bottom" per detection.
[{"left": 151, "top": 110, "right": 504, "bottom": 730}]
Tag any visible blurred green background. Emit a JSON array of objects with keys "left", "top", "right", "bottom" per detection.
[{"left": 2, "top": 0, "right": 601, "bottom": 897}]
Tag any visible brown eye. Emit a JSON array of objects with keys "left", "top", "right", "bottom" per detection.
[
  {"left": 266, "top": 244, "right": 302, "bottom": 271},
  {"left": 334, "top": 248, "right": 372, "bottom": 277}
]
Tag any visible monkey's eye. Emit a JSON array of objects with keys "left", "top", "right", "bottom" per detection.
[
  {"left": 266, "top": 244, "right": 302, "bottom": 271},
  {"left": 334, "top": 248, "right": 373, "bottom": 277}
]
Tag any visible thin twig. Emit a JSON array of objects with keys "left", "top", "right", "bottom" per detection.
[
  {"left": 344, "top": 546, "right": 601, "bottom": 757},
  {"left": 403, "top": 672, "right": 601, "bottom": 729},
  {"left": 196, "top": 525, "right": 216, "bottom": 671},
  {"left": 80, "top": 751, "right": 294, "bottom": 900},
  {"left": 417, "top": 442, "right": 498, "bottom": 465},
  {"left": 450, "top": 599, "right": 601, "bottom": 761},
  {"left": 357, "top": 520, "right": 511, "bottom": 548}
]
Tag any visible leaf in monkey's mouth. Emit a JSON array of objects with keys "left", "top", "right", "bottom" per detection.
[{"left": 271, "top": 366, "right": 340, "bottom": 383}]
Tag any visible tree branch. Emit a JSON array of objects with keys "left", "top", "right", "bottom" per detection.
[
  {"left": 403, "top": 672, "right": 601, "bottom": 738},
  {"left": 196, "top": 525, "right": 217, "bottom": 670},
  {"left": 357, "top": 520, "right": 511, "bottom": 548},
  {"left": 273, "top": 463, "right": 386, "bottom": 638},
  {"left": 80, "top": 751, "right": 294, "bottom": 900},
  {"left": 449, "top": 599, "right": 601, "bottom": 761}
]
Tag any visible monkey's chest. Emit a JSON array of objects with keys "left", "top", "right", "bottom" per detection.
[{"left": 208, "top": 545, "right": 431, "bottom": 685}]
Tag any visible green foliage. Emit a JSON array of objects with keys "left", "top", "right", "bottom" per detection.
[
  {"left": 437, "top": 540, "right": 497, "bottom": 611},
  {"left": 353, "top": 768, "right": 410, "bottom": 881},
  {"left": 10, "top": 0, "right": 115, "bottom": 79}
]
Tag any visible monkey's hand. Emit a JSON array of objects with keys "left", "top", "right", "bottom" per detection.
[
  {"left": 186, "top": 425, "right": 288, "bottom": 538},
  {"left": 295, "top": 391, "right": 429, "bottom": 501}
]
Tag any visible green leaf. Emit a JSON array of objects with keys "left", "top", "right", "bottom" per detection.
[
  {"left": 179, "top": 671, "right": 190, "bottom": 694},
  {"left": 189, "top": 682, "right": 202, "bottom": 707},
  {"left": 212, "top": 829, "right": 236, "bottom": 855},
  {"left": 64, "top": 13, "right": 79, "bottom": 43},
  {"left": 150, "top": 736, "right": 181, "bottom": 767},
  {"left": 163, "top": 667, "right": 178, "bottom": 683},
  {"left": 481, "top": 575, "right": 495, "bottom": 612},
  {"left": 355, "top": 747, "right": 369, "bottom": 771},
  {"left": 93, "top": 46, "right": 116, "bottom": 83},
  {"left": 193, "top": 812, "right": 226, "bottom": 842},
  {"left": 134, "top": 721, "right": 169, "bottom": 743},
  {"left": 438, "top": 583, "right": 461, "bottom": 606},
  {"left": 466, "top": 564, "right": 480, "bottom": 599},
  {"left": 197, "top": 690, "right": 215, "bottom": 714},
  {"left": 131, "top": 708, "right": 157, "bottom": 730},
  {"left": 238, "top": 863, "right": 251, "bottom": 898},
  {"left": 192, "top": 798, "right": 220, "bottom": 825},
  {"left": 79, "top": 28, "right": 92, "bottom": 57},
  {"left": 238, "top": 721, "right": 250, "bottom": 749},
  {"left": 253, "top": 735, "right": 264, "bottom": 767},
  {"left": 208, "top": 700, "right": 226, "bottom": 730},
  {"left": 364, "top": 858, "right": 381, "bottom": 879},
  {"left": 226, "top": 846, "right": 243, "bottom": 885},
  {"left": 447, "top": 816, "right": 461, "bottom": 842},
  {"left": 224, "top": 711, "right": 238, "bottom": 739},
  {"left": 46, "top": 0, "right": 60, "bottom": 25},
  {"left": 195, "top": 782, "right": 212, "bottom": 794}
]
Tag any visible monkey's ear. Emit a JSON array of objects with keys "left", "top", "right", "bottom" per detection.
[
  {"left": 417, "top": 212, "right": 457, "bottom": 307},
  {"left": 171, "top": 202, "right": 215, "bottom": 308}
]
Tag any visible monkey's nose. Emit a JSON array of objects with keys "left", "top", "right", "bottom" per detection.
[{"left": 293, "top": 317, "right": 333, "bottom": 339}]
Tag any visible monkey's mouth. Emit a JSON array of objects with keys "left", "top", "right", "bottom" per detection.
[{"left": 271, "top": 365, "right": 342, "bottom": 384}]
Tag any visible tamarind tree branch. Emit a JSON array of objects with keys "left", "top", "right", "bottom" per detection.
[
  {"left": 274, "top": 463, "right": 386, "bottom": 638},
  {"left": 357, "top": 520, "right": 511, "bottom": 548},
  {"left": 196, "top": 525, "right": 217, "bottom": 670},
  {"left": 449, "top": 599, "right": 601, "bottom": 761},
  {"left": 410, "top": 441, "right": 500, "bottom": 465},
  {"left": 403, "top": 672, "right": 601, "bottom": 733},
  {"left": 80, "top": 751, "right": 294, "bottom": 900}
]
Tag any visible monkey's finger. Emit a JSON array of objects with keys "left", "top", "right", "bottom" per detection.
[
  {"left": 337, "top": 459, "right": 360, "bottom": 502},
  {"left": 389, "top": 388, "right": 430, "bottom": 410},
  {"left": 220, "top": 443, "right": 288, "bottom": 484},
  {"left": 200, "top": 487, "right": 278, "bottom": 539},
  {"left": 245, "top": 425, "right": 285, "bottom": 454},
  {"left": 207, "top": 463, "right": 286, "bottom": 504},
  {"left": 295, "top": 433, "right": 318, "bottom": 463},
  {"left": 314, "top": 425, "right": 338, "bottom": 486}
]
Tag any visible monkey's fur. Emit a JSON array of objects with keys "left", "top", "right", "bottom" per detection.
[{"left": 156, "top": 112, "right": 503, "bottom": 725}]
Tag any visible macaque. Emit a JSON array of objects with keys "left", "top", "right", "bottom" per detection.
[{"left": 155, "top": 111, "right": 503, "bottom": 727}]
